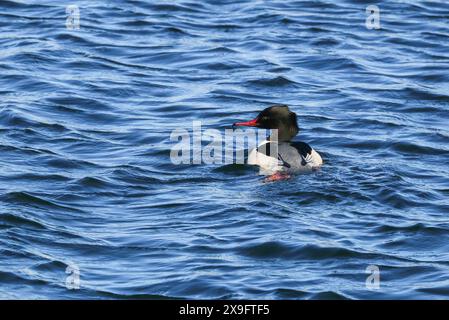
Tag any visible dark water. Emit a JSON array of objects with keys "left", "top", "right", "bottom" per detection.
[{"left": 1, "top": 0, "right": 449, "bottom": 299}]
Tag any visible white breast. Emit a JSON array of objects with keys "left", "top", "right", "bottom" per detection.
[
  {"left": 247, "top": 144, "right": 281, "bottom": 175},
  {"left": 247, "top": 140, "right": 322, "bottom": 175}
]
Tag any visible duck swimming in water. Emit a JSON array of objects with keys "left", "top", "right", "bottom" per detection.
[{"left": 233, "top": 105, "right": 323, "bottom": 181}]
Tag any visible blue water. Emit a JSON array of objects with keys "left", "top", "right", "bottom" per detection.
[{"left": 1, "top": 0, "right": 449, "bottom": 299}]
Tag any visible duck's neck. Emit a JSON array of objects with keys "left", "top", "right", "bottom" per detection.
[{"left": 268, "top": 127, "right": 298, "bottom": 142}]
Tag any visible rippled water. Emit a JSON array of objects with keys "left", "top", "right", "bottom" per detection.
[{"left": 1, "top": 0, "right": 449, "bottom": 299}]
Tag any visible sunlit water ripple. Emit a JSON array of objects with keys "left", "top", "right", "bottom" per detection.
[{"left": 1, "top": 0, "right": 449, "bottom": 299}]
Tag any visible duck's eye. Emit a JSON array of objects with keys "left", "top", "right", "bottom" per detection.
[{"left": 261, "top": 116, "right": 269, "bottom": 121}]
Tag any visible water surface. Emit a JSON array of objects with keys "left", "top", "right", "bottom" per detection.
[{"left": 1, "top": 0, "right": 449, "bottom": 299}]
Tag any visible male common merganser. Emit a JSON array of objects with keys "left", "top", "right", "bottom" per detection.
[{"left": 233, "top": 105, "right": 323, "bottom": 181}]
